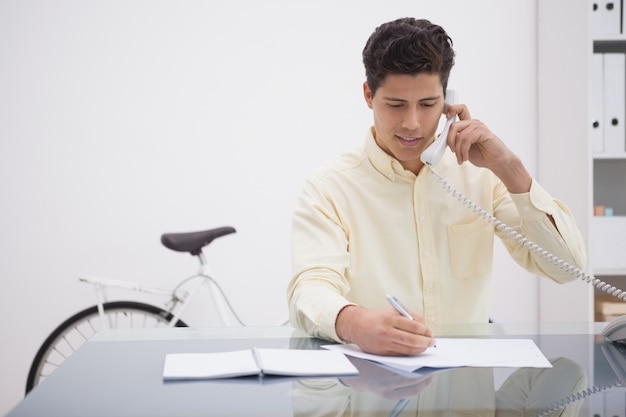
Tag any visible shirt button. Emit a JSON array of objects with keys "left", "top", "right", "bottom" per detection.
[
  {"left": 429, "top": 315, "right": 436, "bottom": 322},
  {"left": 428, "top": 283, "right": 434, "bottom": 289},
  {"left": 523, "top": 206, "right": 530, "bottom": 212},
  {"left": 420, "top": 215, "right": 425, "bottom": 221},
  {"left": 424, "top": 250, "right": 430, "bottom": 257}
]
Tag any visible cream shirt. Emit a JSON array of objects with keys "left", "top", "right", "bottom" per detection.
[{"left": 288, "top": 128, "right": 587, "bottom": 342}]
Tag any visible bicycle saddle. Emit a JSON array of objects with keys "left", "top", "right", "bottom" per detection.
[{"left": 161, "top": 226, "right": 236, "bottom": 256}]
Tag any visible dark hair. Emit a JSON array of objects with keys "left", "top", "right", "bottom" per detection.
[{"left": 362, "top": 18, "right": 455, "bottom": 97}]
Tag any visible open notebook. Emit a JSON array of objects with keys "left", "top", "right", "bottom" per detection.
[{"left": 162, "top": 348, "right": 359, "bottom": 381}]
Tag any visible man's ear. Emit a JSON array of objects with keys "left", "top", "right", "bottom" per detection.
[{"left": 363, "top": 82, "right": 374, "bottom": 109}]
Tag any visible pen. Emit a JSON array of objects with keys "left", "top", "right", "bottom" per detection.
[
  {"left": 386, "top": 294, "right": 413, "bottom": 320},
  {"left": 388, "top": 398, "right": 410, "bottom": 417},
  {"left": 387, "top": 294, "right": 436, "bottom": 347}
]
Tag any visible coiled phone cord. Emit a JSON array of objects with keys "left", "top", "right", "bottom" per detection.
[
  {"left": 429, "top": 166, "right": 626, "bottom": 301},
  {"left": 533, "top": 380, "right": 623, "bottom": 417}
]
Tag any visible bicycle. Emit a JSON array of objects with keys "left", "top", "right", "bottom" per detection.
[{"left": 25, "top": 226, "right": 287, "bottom": 394}]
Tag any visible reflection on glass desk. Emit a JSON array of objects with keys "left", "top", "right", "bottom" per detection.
[{"left": 6, "top": 322, "right": 626, "bottom": 417}]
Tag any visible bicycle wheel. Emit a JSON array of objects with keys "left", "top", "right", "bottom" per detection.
[{"left": 25, "top": 301, "right": 187, "bottom": 394}]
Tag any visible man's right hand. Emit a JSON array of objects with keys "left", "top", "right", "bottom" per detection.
[{"left": 335, "top": 305, "right": 435, "bottom": 356}]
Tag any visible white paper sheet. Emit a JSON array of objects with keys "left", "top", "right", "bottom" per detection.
[{"left": 323, "top": 338, "right": 552, "bottom": 373}]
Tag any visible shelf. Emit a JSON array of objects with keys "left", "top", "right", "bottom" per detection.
[
  {"left": 593, "top": 215, "right": 626, "bottom": 219},
  {"left": 594, "top": 269, "right": 626, "bottom": 276},
  {"left": 593, "top": 153, "right": 626, "bottom": 159},
  {"left": 593, "top": 33, "right": 626, "bottom": 42}
]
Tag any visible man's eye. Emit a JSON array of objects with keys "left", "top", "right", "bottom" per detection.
[
  {"left": 421, "top": 102, "right": 436, "bottom": 107},
  {"left": 388, "top": 103, "right": 404, "bottom": 108}
]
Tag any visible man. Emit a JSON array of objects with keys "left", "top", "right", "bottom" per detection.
[{"left": 287, "top": 17, "right": 586, "bottom": 356}]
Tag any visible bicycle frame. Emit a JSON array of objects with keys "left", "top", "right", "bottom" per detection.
[
  {"left": 79, "top": 251, "right": 240, "bottom": 329},
  {"left": 166, "top": 251, "right": 241, "bottom": 326}
]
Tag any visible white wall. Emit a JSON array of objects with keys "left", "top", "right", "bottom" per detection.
[{"left": 0, "top": 1, "right": 555, "bottom": 414}]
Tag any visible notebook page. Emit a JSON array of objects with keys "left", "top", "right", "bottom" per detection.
[
  {"left": 254, "top": 348, "right": 358, "bottom": 377},
  {"left": 163, "top": 350, "right": 261, "bottom": 380}
]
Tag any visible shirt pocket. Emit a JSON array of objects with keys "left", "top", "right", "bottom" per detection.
[{"left": 446, "top": 218, "right": 493, "bottom": 279}]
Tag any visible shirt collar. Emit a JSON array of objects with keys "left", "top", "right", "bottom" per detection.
[{"left": 364, "top": 127, "right": 416, "bottom": 181}]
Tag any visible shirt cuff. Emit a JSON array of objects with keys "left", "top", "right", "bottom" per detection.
[{"left": 509, "top": 178, "right": 555, "bottom": 221}]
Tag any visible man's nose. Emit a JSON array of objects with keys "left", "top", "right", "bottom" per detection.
[{"left": 402, "top": 108, "right": 420, "bottom": 130}]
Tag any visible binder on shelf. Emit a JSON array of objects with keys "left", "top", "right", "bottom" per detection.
[
  {"left": 592, "top": 1, "right": 621, "bottom": 35},
  {"left": 592, "top": 53, "right": 604, "bottom": 153},
  {"left": 590, "top": 217, "right": 626, "bottom": 271},
  {"left": 602, "top": 53, "right": 626, "bottom": 153}
]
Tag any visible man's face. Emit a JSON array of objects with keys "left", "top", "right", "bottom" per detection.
[{"left": 363, "top": 73, "right": 445, "bottom": 174}]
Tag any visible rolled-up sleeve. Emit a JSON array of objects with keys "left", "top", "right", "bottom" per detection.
[{"left": 502, "top": 179, "right": 587, "bottom": 283}]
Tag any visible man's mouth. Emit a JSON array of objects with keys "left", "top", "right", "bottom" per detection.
[{"left": 396, "top": 135, "right": 421, "bottom": 143}]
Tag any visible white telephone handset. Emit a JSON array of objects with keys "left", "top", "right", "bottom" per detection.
[
  {"left": 421, "top": 90, "right": 626, "bottom": 341},
  {"left": 420, "top": 89, "right": 457, "bottom": 167}
]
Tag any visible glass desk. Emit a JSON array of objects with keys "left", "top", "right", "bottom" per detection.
[{"left": 5, "top": 322, "right": 624, "bottom": 417}]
